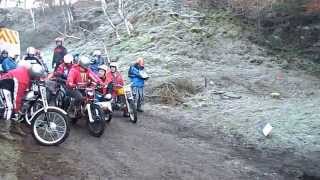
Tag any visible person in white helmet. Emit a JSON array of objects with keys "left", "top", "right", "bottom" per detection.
[
  {"left": 52, "top": 37, "right": 68, "bottom": 70},
  {"left": 0, "top": 61, "right": 45, "bottom": 140},
  {"left": 89, "top": 50, "right": 104, "bottom": 74},
  {"left": 66, "top": 56, "right": 102, "bottom": 105},
  {"left": 54, "top": 54, "right": 74, "bottom": 80}
]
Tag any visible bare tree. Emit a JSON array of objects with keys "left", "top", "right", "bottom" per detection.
[
  {"left": 118, "top": 0, "right": 134, "bottom": 36},
  {"left": 101, "top": 0, "right": 121, "bottom": 40}
]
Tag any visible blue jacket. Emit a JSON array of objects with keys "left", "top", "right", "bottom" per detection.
[
  {"left": 128, "top": 64, "right": 145, "bottom": 87},
  {"left": 90, "top": 57, "right": 104, "bottom": 74},
  {"left": 2, "top": 57, "right": 17, "bottom": 72}
]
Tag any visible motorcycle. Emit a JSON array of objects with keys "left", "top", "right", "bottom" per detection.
[
  {"left": 0, "top": 80, "right": 70, "bottom": 146},
  {"left": 95, "top": 92, "right": 113, "bottom": 123},
  {"left": 112, "top": 83, "right": 138, "bottom": 123},
  {"left": 65, "top": 84, "right": 107, "bottom": 137}
]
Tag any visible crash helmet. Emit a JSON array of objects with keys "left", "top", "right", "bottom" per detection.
[
  {"left": 55, "top": 37, "right": 64, "bottom": 42},
  {"left": 93, "top": 50, "right": 102, "bottom": 56},
  {"left": 78, "top": 56, "right": 91, "bottom": 68},
  {"left": 30, "top": 64, "right": 46, "bottom": 78},
  {"left": 98, "top": 64, "right": 109, "bottom": 72},
  {"left": 64, "top": 54, "right": 73, "bottom": 64},
  {"left": 26, "top": 47, "right": 36, "bottom": 56}
]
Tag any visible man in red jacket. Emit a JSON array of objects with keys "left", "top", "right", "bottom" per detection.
[
  {"left": 54, "top": 54, "right": 74, "bottom": 80},
  {"left": 66, "top": 56, "right": 102, "bottom": 106},
  {"left": 0, "top": 61, "right": 45, "bottom": 140}
]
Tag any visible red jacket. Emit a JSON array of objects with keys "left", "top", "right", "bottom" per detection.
[
  {"left": 105, "top": 71, "right": 124, "bottom": 87},
  {"left": 67, "top": 64, "right": 102, "bottom": 89},
  {"left": 0, "top": 67, "right": 30, "bottom": 112},
  {"left": 100, "top": 71, "right": 124, "bottom": 95},
  {"left": 54, "top": 63, "right": 73, "bottom": 79}
]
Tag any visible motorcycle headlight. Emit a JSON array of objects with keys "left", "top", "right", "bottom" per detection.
[
  {"left": 105, "top": 94, "right": 112, "bottom": 100},
  {"left": 87, "top": 91, "right": 94, "bottom": 97}
]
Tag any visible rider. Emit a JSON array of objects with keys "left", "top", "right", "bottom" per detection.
[
  {"left": 0, "top": 61, "right": 45, "bottom": 140},
  {"left": 66, "top": 56, "right": 102, "bottom": 107},
  {"left": 52, "top": 37, "right": 67, "bottom": 70},
  {"left": 89, "top": 50, "right": 104, "bottom": 74},
  {"left": 2, "top": 51, "right": 17, "bottom": 73},
  {"left": 24, "top": 47, "right": 42, "bottom": 65},
  {"left": 128, "top": 57, "right": 148, "bottom": 112},
  {"left": 54, "top": 54, "right": 74, "bottom": 80}
]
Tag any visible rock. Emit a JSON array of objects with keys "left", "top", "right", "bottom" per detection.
[
  {"left": 250, "top": 59, "right": 263, "bottom": 65},
  {"left": 190, "top": 26, "right": 202, "bottom": 33},
  {"left": 270, "top": 92, "right": 281, "bottom": 99}
]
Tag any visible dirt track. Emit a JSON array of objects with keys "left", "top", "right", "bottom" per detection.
[{"left": 4, "top": 107, "right": 313, "bottom": 180}]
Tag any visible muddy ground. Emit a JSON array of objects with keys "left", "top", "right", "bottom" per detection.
[
  {"left": 0, "top": 109, "right": 315, "bottom": 180},
  {"left": 1, "top": 0, "right": 320, "bottom": 179}
]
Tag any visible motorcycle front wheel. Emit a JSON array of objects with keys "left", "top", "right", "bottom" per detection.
[
  {"left": 32, "top": 109, "right": 70, "bottom": 146},
  {"left": 87, "top": 104, "right": 106, "bottom": 137},
  {"left": 128, "top": 99, "right": 138, "bottom": 123}
]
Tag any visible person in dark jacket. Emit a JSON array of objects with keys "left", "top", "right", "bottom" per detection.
[
  {"left": 52, "top": 37, "right": 67, "bottom": 70},
  {"left": 2, "top": 51, "right": 17, "bottom": 73},
  {"left": 128, "top": 57, "right": 149, "bottom": 112}
]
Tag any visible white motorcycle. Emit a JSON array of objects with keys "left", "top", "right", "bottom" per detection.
[{"left": 0, "top": 80, "right": 70, "bottom": 146}]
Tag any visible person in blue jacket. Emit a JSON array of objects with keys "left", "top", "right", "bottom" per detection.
[
  {"left": 89, "top": 50, "right": 104, "bottom": 74},
  {"left": 2, "top": 51, "right": 17, "bottom": 72},
  {"left": 128, "top": 57, "right": 148, "bottom": 112}
]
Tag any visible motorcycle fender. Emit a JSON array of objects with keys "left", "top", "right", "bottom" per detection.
[
  {"left": 96, "top": 102, "right": 113, "bottom": 112},
  {"left": 29, "top": 106, "right": 68, "bottom": 121},
  {"left": 86, "top": 104, "right": 95, "bottom": 123}
]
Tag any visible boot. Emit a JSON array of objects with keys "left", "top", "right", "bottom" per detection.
[
  {"left": 0, "top": 120, "right": 15, "bottom": 141},
  {"left": 11, "top": 122, "right": 26, "bottom": 136}
]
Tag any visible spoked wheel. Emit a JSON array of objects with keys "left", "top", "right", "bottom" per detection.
[
  {"left": 25, "top": 101, "right": 43, "bottom": 126},
  {"left": 87, "top": 104, "right": 106, "bottom": 137},
  {"left": 127, "top": 99, "right": 138, "bottom": 123},
  {"left": 32, "top": 109, "right": 70, "bottom": 146}
]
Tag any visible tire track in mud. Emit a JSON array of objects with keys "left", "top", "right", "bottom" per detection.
[{"left": 10, "top": 109, "right": 320, "bottom": 180}]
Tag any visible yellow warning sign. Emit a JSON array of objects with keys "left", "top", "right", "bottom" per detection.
[
  {"left": 0, "top": 28, "right": 20, "bottom": 57},
  {"left": 0, "top": 28, "right": 19, "bottom": 45}
]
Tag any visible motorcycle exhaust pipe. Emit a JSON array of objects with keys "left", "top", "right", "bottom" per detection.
[{"left": 86, "top": 104, "right": 95, "bottom": 123}]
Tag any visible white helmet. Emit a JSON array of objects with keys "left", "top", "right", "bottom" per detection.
[
  {"left": 17, "top": 60, "right": 31, "bottom": 70},
  {"left": 79, "top": 56, "right": 91, "bottom": 68},
  {"left": 26, "top": 47, "right": 36, "bottom": 55},
  {"left": 30, "top": 64, "right": 46, "bottom": 78},
  {"left": 109, "top": 62, "right": 118, "bottom": 69},
  {"left": 55, "top": 37, "right": 64, "bottom": 42},
  {"left": 64, "top": 54, "right": 73, "bottom": 64},
  {"left": 93, "top": 50, "right": 102, "bottom": 56},
  {"left": 98, "top": 64, "right": 109, "bottom": 72}
]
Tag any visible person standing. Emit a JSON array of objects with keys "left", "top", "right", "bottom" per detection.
[
  {"left": 52, "top": 37, "right": 67, "bottom": 71},
  {"left": 128, "top": 57, "right": 149, "bottom": 112}
]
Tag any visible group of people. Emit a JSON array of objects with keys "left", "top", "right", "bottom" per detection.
[{"left": 0, "top": 37, "right": 148, "bottom": 141}]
